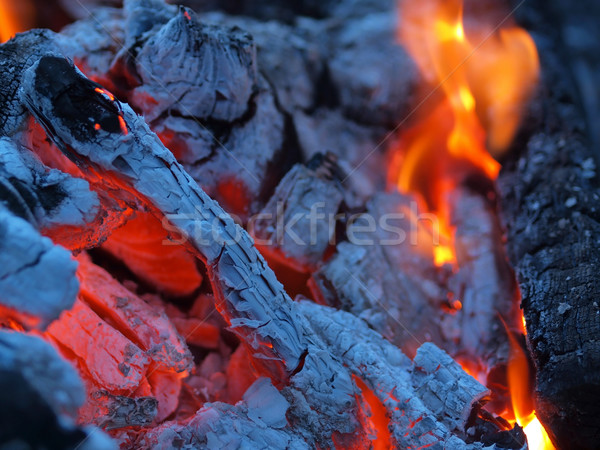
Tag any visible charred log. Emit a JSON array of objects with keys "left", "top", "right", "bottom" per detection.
[
  {"left": 0, "top": 30, "right": 63, "bottom": 137},
  {"left": 0, "top": 138, "right": 98, "bottom": 233},
  {"left": 20, "top": 54, "right": 304, "bottom": 379},
  {"left": 497, "top": 12, "right": 600, "bottom": 448}
]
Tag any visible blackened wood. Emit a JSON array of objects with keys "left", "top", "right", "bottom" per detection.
[
  {"left": 0, "top": 30, "right": 62, "bottom": 137},
  {"left": 99, "top": 393, "right": 159, "bottom": 430},
  {"left": 497, "top": 24, "right": 600, "bottom": 448}
]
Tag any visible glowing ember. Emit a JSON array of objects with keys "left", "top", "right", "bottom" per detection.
[
  {"left": 353, "top": 375, "right": 392, "bottom": 450},
  {"left": 94, "top": 87, "right": 116, "bottom": 102},
  {"left": 391, "top": 0, "right": 539, "bottom": 266}
]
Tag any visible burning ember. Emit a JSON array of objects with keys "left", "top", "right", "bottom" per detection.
[{"left": 0, "top": 0, "right": 597, "bottom": 448}]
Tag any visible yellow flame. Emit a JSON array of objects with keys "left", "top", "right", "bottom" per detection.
[
  {"left": 392, "top": 0, "right": 539, "bottom": 266},
  {"left": 523, "top": 415, "right": 555, "bottom": 450},
  {"left": 505, "top": 320, "right": 554, "bottom": 449}
]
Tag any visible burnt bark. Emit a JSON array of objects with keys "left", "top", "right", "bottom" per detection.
[{"left": 497, "top": 19, "right": 600, "bottom": 449}]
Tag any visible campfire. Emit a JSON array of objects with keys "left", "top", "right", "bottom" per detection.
[{"left": 1, "top": 0, "right": 598, "bottom": 448}]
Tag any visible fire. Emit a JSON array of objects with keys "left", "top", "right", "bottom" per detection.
[
  {"left": 505, "top": 321, "right": 555, "bottom": 449},
  {"left": 0, "top": 0, "right": 34, "bottom": 43},
  {"left": 393, "top": 0, "right": 549, "bottom": 447},
  {"left": 391, "top": 0, "right": 539, "bottom": 266}
]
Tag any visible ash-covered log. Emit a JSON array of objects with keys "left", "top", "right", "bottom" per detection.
[
  {"left": 310, "top": 191, "right": 448, "bottom": 358},
  {"left": 250, "top": 154, "right": 344, "bottom": 273},
  {"left": 18, "top": 53, "right": 516, "bottom": 448},
  {"left": 0, "top": 136, "right": 130, "bottom": 251},
  {"left": 498, "top": 8, "right": 600, "bottom": 447},
  {"left": 110, "top": 3, "right": 290, "bottom": 220},
  {"left": 0, "top": 196, "right": 78, "bottom": 327},
  {"left": 445, "top": 185, "right": 521, "bottom": 371},
  {"left": 20, "top": 54, "right": 304, "bottom": 379}
]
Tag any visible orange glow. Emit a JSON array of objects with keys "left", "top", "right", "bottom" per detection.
[
  {"left": 391, "top": 0, "right": 539, "bottom": 266},
  {"left": 0, "top": 304, "right": 41, "bottom": 330},
  {"left": 353, "top": 375, "right": 392, "bottom": 450},
  {"left": 94, "top": 87, "right": 115, "bottom": 102},
  {"left": 118, "top": 115, "right": 128, "bottom": 135},
  {"left": 0, "top": 0, "right": 34, "bottom": 43}
]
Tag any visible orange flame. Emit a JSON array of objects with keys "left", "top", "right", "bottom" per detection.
[
  {"left": 392, "top": 0, "right": 539, "bottom": 266},
  {"left": 505, "top": 318, "right": 555, "bottom": 449},
  {"left": 0, "top": 0, "right": 34, "bottom": 43},
  {"left": 394, "top": 0, "right": 550, "bottom": 446}
]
